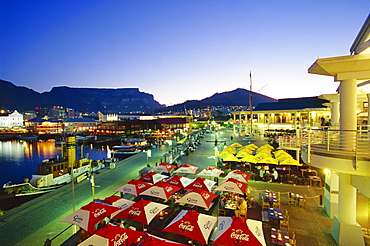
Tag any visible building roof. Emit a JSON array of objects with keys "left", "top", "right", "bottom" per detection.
[
  {"left": 253, "top": 97, "right": 330, "bottom": 111},
  {"left": 350, "top": 14, "right": 370, "bottom": 55}
]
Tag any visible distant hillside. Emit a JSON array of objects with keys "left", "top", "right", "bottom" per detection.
[
  {"left": 158, "top": 88, "right": 277, "bottom": 111},
  {"left": 0, "top": 80, "right": 164, "bottom": 113}
]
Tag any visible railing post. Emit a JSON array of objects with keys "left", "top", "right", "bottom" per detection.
[
  {"left": 307, "top": 129, "right": 311, "bottom": 163},
  {"left": 327, "top": 130, "right": 330, "bottom": 151}
]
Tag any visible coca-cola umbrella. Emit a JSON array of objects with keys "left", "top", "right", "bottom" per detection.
[
  {"left": 212, "top": 216, "right": 266, "bottom": 246},
  {"left": 163, "top": 209, "right": 217, "bottom": 245},
  {"left": 139, "top": 172, "right": 169, "bottom": 184},
  {"left": 224, "top": 170, "right": 252, "bottom": 183},
  {"left": 185, "top": 177, "right": 216, "bottom": 192},
  {"left": 138, "top": 234, "right": 188, "bottom": 245},
  {"left": 214, "top": 178, "right": 248, "bottom": 195},
  {"left": 150, "top": 162, "right": 177, "bottom": 173},
  {"left": 61, "top": 201, "right": 121, "bottom": 234},
  {"left": 114, "top": 199, "right": 168, "bottom": 225},
  {"left": 139, "top": 181, "right": 181, "bottom": 200},
  {"left": 167, "top": 175, "right": 194, "bottom": 189},
  {"left": 101, "top": 196, "right": 135, "bottom": 218},
  {"left": 197, "top": 166, "right": 224, "bottom": 178},
  {"left": 78, "top": 223, "right": 145, "bottom": 246},
  {"left": 173, "top": 164, "right": 199, "bottom": 174},
  {"left": 114, "top": 179, "right": 152, "bottom": 196},
  {"left": 175, "top": 188, "right": 218, "bottom": 210}
]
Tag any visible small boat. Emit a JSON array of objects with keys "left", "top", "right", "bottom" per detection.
[
  {"left": 2, "top": 136, "right": 104, "bottom": 196},
  {"left": 111, "top": 145, "right": 142, "bottom": 157},
  {"left": 18, "top": 135, "right": 39, "bottom": 141}
]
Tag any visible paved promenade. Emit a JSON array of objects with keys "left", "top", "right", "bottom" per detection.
[{"left": 0, "top": 131, "right": 338, "bottom": 246}]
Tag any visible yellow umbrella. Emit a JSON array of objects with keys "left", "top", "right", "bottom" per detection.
[
  {"left": 279, "top": 158, "right": 302, "bottom": 166},
  {"left": 255, "top": 152, "right": 272, "bottom": 159},
  {"left": 275, "top": 154, "right": 292, "bottom": 162},
  {"left": 236, "top": 150, "right": 253, "bottom": 158},
  {"left": 246, "top": 143, "right": 258, "bottom": 149},
  {"left": 258, "top": 157, "right": 279, "bottom": 165},
  {"left": 222, "top": 155, "right": 239, "bottom": 162},
  {"left": 239, "top": 155, "right": 259, "bottom": 164},
  {"left": 231, "top": 142, "right": 243, "bottom": 148}
]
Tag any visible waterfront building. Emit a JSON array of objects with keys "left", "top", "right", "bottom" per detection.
[
  {"left": 63, "top": 118, "right": 98, "bottom": 134},
  {"left": 231, "top": 96, "right": 331, "bottom": 137},
  {"left": 0, "top": 110, "right": 24, "bottom": 128}
]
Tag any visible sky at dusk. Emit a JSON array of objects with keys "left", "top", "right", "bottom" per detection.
[{"left": 1, "top": 1, "right": 369, "bottom": 106}]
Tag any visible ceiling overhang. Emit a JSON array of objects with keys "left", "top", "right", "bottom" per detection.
[{"left": 308, "top": 53, "right": 370, "bottom": 81}]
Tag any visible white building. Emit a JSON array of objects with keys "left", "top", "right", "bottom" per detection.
[{"left": 0, "top": 110, "right": 24, "bottom": 128}]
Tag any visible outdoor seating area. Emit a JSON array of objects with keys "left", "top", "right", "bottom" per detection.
[{"left": 59, "top": 142, "right": 330, "bottom": 246}]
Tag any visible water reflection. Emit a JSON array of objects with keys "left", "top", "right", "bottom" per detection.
[{"left": 0, "top": 140, "right": 109, "bottom": 185}]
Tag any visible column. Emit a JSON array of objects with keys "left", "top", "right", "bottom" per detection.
[
  {"left": 367, "top": 94, "right": 370, "bottom": 128},
  {"left": 339, "top": 79, "right": 357, "bottom": 151},
  {"left": 338, "top": 173, "right": 356, "bottom": 224},
  {"left": 238, "top": 112, "right": 242, "bottom": 136},
  {"left": 233, "top": 113, "right": 236, "bottom": 136},
  {"left": 331, "top": 100, "right": 340, "bottom": 128}
]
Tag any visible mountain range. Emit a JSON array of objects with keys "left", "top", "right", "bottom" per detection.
[{"left": 0, "top": 79, "right": 276, "bottom": 114}]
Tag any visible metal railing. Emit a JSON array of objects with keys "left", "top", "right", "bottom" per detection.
[{"left": 278, "top": 128, "right": 370, "bottom": 161}]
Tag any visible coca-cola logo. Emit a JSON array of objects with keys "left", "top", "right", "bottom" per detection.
[
  {"left": 170, "top": 180, "right": 179, "bottom": 185},
  {"left": 112, "top": 232, "right": 129, "bottom": 246},
  {"left": 73, "top": 215, "right": 83, "bottom": 223},
  {"left": 128, "top": 208, "right": 141, "bottom": 218},
  {"left": 230, "top": 229, "right": 249, "bottom": 246},
  {"left": 178, "top": 221, "right": 194, "bottom": 234},
  {"left": 137, "top": 184, "right": 146, "bottom": 189},
  {"left": 193, "top": 183, "right": 203, "bottom": 188},
  {"left": 93, "top": 208, "right": 107, "bottom": 218}
]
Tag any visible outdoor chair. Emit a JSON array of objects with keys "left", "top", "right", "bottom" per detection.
[
  {"left": 262, "top": 200, "right": 270, "bottom": 210},
  {"left": 289, "top": 232, "right": 297, "bottom": 246},
  {"left": 288, "top": 193, "right": 297, "bottom": 207},
  {"left": 280, "top": 215, "right": 289, "bottom": 231},
  {"left": 218, "top": 206, "right": 227, "bottom": 216},
  {"left": 299, "top": 195, "right": 307, "bottom": 208}
]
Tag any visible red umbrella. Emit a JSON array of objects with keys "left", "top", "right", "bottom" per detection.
[
  {"left": 163, "top": 210, "right": 217, "bottom": 245},
  {"left": 212, "top": 216, "right": 266, "bottom": 246},
  {"left": 224, "top": 170, "right": 252, "bottom": 183},
  {"left": 139, "top": 181, "right": 181, "bottom": 200},
  {"left": 101, "top": 196, "right": 135, "bottom": 217},
  {"left": 175, "top": 188, "right": 218, "bottom": 209},
  {"left": 214, "top": 178, "right": 248, "bottom": 195},
  {"left": 185, "top": 177, "right": 216, "bottom": 192},
  {"left": 166, "top": 175, "right": 194, "bottom": 189},
  {"left": 114, "top": 179, "right": 152, "bottom": 196},
  {"left": 114, "top": 199, "right": 168, "bottom": 225},
  {"left": 139, "top": 172, "right": 169, "bottom": 184},
  {"left": 78, "top": 224, "right": 145, "bottom": 246},
  {"left": 173, "top": 164, "right": 199, "bottom": 174},
  {"left": 150, "top": 162, "right": 177, "bottom": 173},
  {"left": 197, "top": 166, "right": 224, "bottom": 178},
  {"left": 138, "top": 233, "right": 188, "bottom": 245},
  {"left": 61, "top": 201, "right": 121, "bottom": 234}
]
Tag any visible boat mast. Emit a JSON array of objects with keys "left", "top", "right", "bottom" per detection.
[{"left": 249, "top": 71, "right": 253, "bottom": 136}]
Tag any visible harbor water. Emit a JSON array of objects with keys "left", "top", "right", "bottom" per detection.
[{"left": 0, "top": 140, "right": 111, "bottom": 186}]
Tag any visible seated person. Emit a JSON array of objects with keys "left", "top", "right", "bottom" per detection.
[{"left": 235, "top": 198, "right": 247, "bottom": 217}]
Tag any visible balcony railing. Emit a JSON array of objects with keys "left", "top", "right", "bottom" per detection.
[{"left": 279, "top": 128, "right": 370, "bottom": 161}]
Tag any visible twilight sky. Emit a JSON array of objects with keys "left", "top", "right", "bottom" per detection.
[{"left": 1, "top": 1, "right": 369, "bottom": 106}]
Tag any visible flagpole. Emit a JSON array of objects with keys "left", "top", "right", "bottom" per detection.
[{"left": 249, "top": 71, "right": 253, "bottom": 136}]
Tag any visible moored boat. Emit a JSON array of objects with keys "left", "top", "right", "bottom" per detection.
[{"left": 111, "top": 145, "right": 142, "bottom": 157}]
